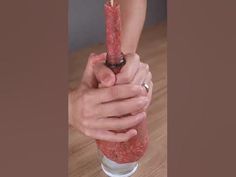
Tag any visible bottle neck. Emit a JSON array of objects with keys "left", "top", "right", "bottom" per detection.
[{"left": 105, "top": 54, "right": 126, "bottom": 74}]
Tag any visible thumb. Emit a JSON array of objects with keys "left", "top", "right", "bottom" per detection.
[
  {"left": 93, "top": 61, "right": 116, "bottom": 87},
  {"left": 82, "top": 53, "right": 107, "bottom": 88}
]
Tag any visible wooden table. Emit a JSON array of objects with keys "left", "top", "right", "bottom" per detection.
[{"left": 69, "top": 22, "right": 167, "bottom": 177}]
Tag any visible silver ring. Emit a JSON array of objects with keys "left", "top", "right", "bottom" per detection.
[{"left": 142, "top": 83, "right": 149, "bottom": 93}]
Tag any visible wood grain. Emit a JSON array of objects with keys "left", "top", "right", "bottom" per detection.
[{"left": 69, "top": 22, "right": 167, "bottom": 177}]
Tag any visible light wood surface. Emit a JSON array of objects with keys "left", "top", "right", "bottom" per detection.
[{"left": 69, "top": 22, "right": 167, "bottom": 177}]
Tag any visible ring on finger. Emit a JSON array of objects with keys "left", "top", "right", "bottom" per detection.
[{"left": 142, "top": 83, "right": 149, "bottom": 93}]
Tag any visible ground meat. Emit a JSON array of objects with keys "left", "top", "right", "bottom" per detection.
[
  {"left": 97, "top": 119, "right": 149, "bottom": 164},
  {"left": 105, "top": 2, "right": 122, "bottom": 65}
]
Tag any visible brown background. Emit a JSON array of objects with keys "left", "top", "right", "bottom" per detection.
[
  {"left": 168, "top": 0, "right": 236, "bottom": 176},
  {"left": 0, "top": 1, "right": 68, "bottom": 177},
  {"left": 0, "top": 0, "right": 236, "bottom": 177}
]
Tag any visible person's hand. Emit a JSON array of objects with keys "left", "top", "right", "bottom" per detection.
[
  {"left": 69, "top": 53, "right": 149, "bottom": 142},
  {"left": 99, "top": 53, "right": 153, "bottom": 110},
  {"left": 119, "top": 53, "right": 153, "bottom": 110}
]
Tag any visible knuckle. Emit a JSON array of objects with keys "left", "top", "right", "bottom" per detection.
[
  {"left": 88, "top": 53, "right": 96, "bottom": 64},
  {"left": 133, "top": 53, "right": 140, "bottom": 61},
  {"left": 89, "top": 53, "right": 95, "bottom": 57},
  {"left": 81, "top": 94, "right": 95, "bottom": 118},
  {"left": 82, "top": 109, "right": 94, "bottom": 119},
  {"left": 145, "top": 64, "right": 150, "bottom": 71},
  {"left": 131, "top": 116, "right": 140, "bottom": 124},
  {"left": 81, "top": 106, "right": 87, "bottom": 117},
  {"left": 122, "top": 73, "right": 132, "bottom": 83},
  {"left": 141, "top": 63, "right": 145, "bottom": 67},
  {"left": 86, "top": 91, "right": 93, "bottom": 100},
  {"left": 141, "top": 63, "right": 149, "bottom": 71},
  {"left": 137, "top": 99, "right": 144, "bottom": 106},
  {"left": 140, "top": 63, "right": 145, "bottom": 69},
  {"left": 83, "top": 129, "right": 91, "bottom": 137},
  {"left": 150, "top": 81, "right": 154, "bottom": 89},
  {"left": 130, "top": 85, "right": 140, "bottom": 93},
  {"left": 81, "top": 93, "right": 90, "bottom": 105},
  {"left": 126, "top": 53, "right": 140, "bottom": 62},
  {"left": 149, "top": 72, "right": 152, "bottom": 80},
  {"left": 136, "top": 99, "right": 146, "bottom": 109},
  {"left": 81, "top": 119, "right": 89, "bottom": 128}
]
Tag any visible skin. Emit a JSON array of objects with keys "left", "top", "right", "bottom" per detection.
[
  {"left": 69, "top": 53, "right": 153, "bottom": 142},
  {"left": 120, "top": 0, "right": 147, "bottom": 53}
]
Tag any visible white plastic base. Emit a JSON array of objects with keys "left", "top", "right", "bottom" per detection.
[{"left": 101, "top": 163, "right": 138, "bottom": 177}]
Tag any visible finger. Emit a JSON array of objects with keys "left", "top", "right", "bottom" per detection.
[
  {"left": 116, "top": 53, "right": 140, "bottom": 84},
  {"left": 93, "top": 61, "right": 115, "bottom": 87},
  {"left": 86, "top": 129, "right": 137, "bottom": 142},
  {"left": 84, "top": 52, "right": 107, "bottom": 75},
  {"left": 90, "top": 112, "right": 146, "bottom": 130},
  {"left": 89, "top": 84, "right": 147, "bottom": 104},
  {"left": 97, "top": 96, "right": 149, "bottom": 118},
  {"left": 90, "top": 52, "right": 107, "bottom": 64},
  {"left": 132, "top": 63, "right": 150, "bottom": 85},
  {"left": 144, "top": 81, "right": 153, "bottom": 110},
  {"left": 143, "top": 72, "right": 152, "bottom": 90},
  {"left": 82, "top": 53, "right": 107, "bottom": 87}
]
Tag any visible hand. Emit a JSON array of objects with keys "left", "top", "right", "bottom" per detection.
[
  {"left": 100, "top": 53, "right": 153, "bottom": 110},
  {"left": 69, "top": 53, "right": 149, "bottom": 142}
]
